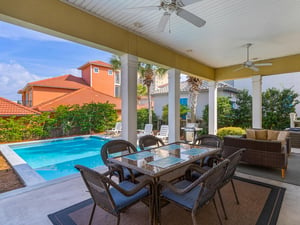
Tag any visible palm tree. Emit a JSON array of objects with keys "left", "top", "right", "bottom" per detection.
[
  {"left": 187, "top": 76, "right": 202, "bottom": 123},
  {"left": 138, "top": 62, "right": 167, "bottom": 124},
  {"left": 109, "top": 55, "right": 167, "bottom": 124}
]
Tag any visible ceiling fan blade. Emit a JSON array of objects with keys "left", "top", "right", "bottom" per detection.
[
  {"left": 125, "top": 5, "right": 159, "bottom": 11},
  {"left": 254, "top": 63, "right": 273, "bottom": 67},
  {"left": 250, "top": 66, "right": 259, "bottom": 72},
  {"left": 233, "top": 66, "right": 244, "bottom": 72},
  {"left": 157, "top": 12, "right": 171, "bottom": 32},
  {"left": 176, "top": 8, "right": 206, "bottom": 27},
  {"left": 177, "top": 0, "right": 203, "bottom": 7}
]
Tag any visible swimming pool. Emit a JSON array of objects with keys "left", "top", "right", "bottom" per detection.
[{"left": 9, "top": 136, "right": 110, "bottom": 181}]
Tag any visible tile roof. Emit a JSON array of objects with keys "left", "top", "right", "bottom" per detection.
[
  {"left": 19, "top": 74, "right": 88, "bottom": 93},
  {"left": 0, "top": 97, "right": 40, "bottom": 116},
  {"left": 78, "top": 60, "right": 112, "bottom": 70},
  {"left": 34, "top": 87, "right": 121, "bottom": 112}
]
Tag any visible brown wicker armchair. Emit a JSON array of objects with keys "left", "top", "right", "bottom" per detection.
[
  {"left": 158, "top": 159, "right": 230, "bottom": 225},
  {"left": 75, "top": 165, "right": 153, "bottom": 225},
  {"left": 101, "top": 139, "right": 141, "bottom": 182},
  {"left": 138, "top": 135, "right": 165, "bottom": 151}
]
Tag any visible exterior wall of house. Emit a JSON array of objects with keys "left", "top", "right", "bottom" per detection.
[
  {"left": 31, "top": 87, "right": 74, "bottom": 106},
  {"left": 91, "top": 65, "right": 114, "bottom": 96},
  {"left": 81, "top": 65, "right": 91, "bottom": 86},
  {"left": 152, "top": 89, "right": 236, "bottom": 120},
  {"left": 80, "top": 64, "right": 115, "bottom": 97}
]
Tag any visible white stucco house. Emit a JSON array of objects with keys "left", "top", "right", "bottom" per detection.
[{"left": 152, "top": 80, "right": 238, "bottom": 121}]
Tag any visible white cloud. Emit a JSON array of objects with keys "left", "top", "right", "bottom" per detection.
[
  {"left": 0, "top": 62, "right": 43, "bottom": 101},
  {"left": 63, "top": 68, "right": 81, "bottom": 77},
  {"left": 0, "top": 21, "right": 65, "bottom": 42}
]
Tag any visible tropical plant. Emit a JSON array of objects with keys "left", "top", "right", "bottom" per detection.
[
  {"left": 137, "top": 108, "right": 158, "bottom": 130},
  {"left": 162, "top": 104, "right": 190, "bottom": 124},
  {"left": 109, "top": 55, "right": 167, "bottom": 124},
  {"left": 202, "top": 96, "right": 234, "bottom": 129},
  {"left": 137, "top": 83, "right": 147, "bottom": 97},
  {"left": 233, "top": 89, "right": 252, "bottom": 128},
  {"left": 262, "top": 87, "right": 299, "bottom": 130},
  {"left": 187, "top": 76, "right": 202, "bottom": 122}
]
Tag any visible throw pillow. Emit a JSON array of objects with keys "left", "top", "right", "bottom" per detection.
[
  {"left": 255, "top": 129, "right": 267, "bottom": 140},
  {"left": 246, "top": 129, "right": 256, "bottom": 139},
  {"left": 277, "top": 131, "right": 289, "bottom": 145},
  {"left": 268, "top": 130, "right": 279, "bottom": 140}
]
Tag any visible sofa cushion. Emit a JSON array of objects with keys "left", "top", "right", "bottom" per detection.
[
  {"left": 277, "top": 131, "right": 289, "bottom": 145},
  {"left": 246, "top": 129, "right": 256, "bottom": 139},
  {"left": 255, "top": 129, "right": 267, "bottom": 140},
  {"left": 268, "top": 130, "right": 279, "bottom": 140}
]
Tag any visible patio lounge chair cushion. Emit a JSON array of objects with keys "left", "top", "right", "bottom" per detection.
[
  {"left": 246, "top": 129, "right": 256, "bottom": 139},
  {"left": 111, "top": 181, "right": 149, "bottom": 211},
  {"left": 161, "top": 180, "right": 202, "bottom": 209}
]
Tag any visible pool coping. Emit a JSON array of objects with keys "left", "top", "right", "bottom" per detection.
[{"left": 0, "top": 134, "right": 112, "bottom": 187}]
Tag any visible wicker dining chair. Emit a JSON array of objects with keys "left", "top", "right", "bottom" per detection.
[
  {"left": 75, "top": 165, "right": 153, "bottom": 225},
  {"left": 158, "top": 159, "right": 230, "bottom": 225},
  {"left": 193, "top": 134, "right": 223, "bottom": 167},
  {"left": 138, "top": 135, "right": 165, "bottom": 151},
  {"left": 191, "top": 148, "right": 246, "bottom": 220},
  {"left": 101, "top": 139, "right": 141, "bottom": 182}
]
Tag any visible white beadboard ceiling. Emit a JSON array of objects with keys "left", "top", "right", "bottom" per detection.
[{"left": 61, "top": 0, "right": 300, "bottom": 68}]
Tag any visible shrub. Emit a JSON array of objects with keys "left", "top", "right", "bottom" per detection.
[
  {"left": 137, "top": 108, "right": 158, "bottom": 130},
  {"left": 217, "top": 127, "right": 246, "bottom": 139}
]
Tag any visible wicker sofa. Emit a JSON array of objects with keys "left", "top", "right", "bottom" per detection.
[{"left": 222, "top": 130, "right": 290, "bottom": 178}]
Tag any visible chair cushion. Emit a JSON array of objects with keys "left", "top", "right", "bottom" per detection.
[
  {"left": 110, "top": 181, "right": 149, "bottom": 211},
  {"left": 162, "top": 180, "right": 203, "bottom": 210},
  {"left": 123, "top": 168, "right": 142, "bottom": 180},
  {"left": 255, "top": 129, "right": 267, "bottom": 140},
  {"left": 246, "top": 129, "right": 256, "bottom": 139}
]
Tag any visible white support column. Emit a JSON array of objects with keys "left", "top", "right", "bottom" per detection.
[
  {"left": 208, "top": 81, "right": 217, "bottom": 135},
  {"left": 120, "top": 54, "right": 138, "bottom": 145},
  {"left": 252, "top": 75, "right": 262, "bottom": 129},
  {"left": 168, "top": 69, "right": 181, "bottom": 143}
]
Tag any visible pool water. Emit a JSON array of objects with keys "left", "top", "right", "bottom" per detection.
[{"left": 10, "top": 136, "right": 110, "bottom": 181}]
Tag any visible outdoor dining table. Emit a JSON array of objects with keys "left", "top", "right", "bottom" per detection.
[{"left": 108, "top": 142, "right": 221, "bottom": 225}]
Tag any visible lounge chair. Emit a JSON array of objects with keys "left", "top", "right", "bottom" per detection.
[
  {"left": 106, "top": 122, "right": 122, "bottom": 136},
  {"left": 156, "top": 125, "right": 169, "bottom": 142},
  {"left": 137, "top": 124, "right": 153, "bottom": 138}
]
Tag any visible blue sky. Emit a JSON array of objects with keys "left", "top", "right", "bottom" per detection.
[
  {"left": 1, "top": 20, "right": 300, "bottom": 114},
  {"left": 0, "top": 21, "right": 113, "bottom": 101}
]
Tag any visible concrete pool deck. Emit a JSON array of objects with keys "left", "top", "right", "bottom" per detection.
[{"left": 1, "top": 169, "right": 300, "bottom": 225}]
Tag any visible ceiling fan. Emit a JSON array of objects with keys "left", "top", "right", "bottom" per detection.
[
  {"left": 129, "top": 0, "right": 206, "bottom": 32},
  {"left": 234, "top": 43, "right": 272, "bottom": 72}
]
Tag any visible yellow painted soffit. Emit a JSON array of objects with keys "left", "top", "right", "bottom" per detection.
[
  {"left": 0, "top": 0, "right": 214, "bottom": 80},
  {"left": 215, "top": 54, "right": 300, "bottom": 81}
]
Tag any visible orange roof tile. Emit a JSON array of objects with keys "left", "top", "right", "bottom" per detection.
[
  {"left": 19, "top": 74, "right": 88, "bottom": 93},
  {"left": 0, "top": 97, "right": 40, "bottom": 116},
  {"left": 78, "top": 60, "right": 112, "bottom": 70},
  {"left": 34, "top": 87, "right": 121, "bottom": 112}
]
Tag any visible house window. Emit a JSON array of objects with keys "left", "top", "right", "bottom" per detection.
[
  {"left": 180, "top": 98, "right": 188, "bottom": 119},
  {"left": 108, "top": 70, "right": 113, "bottom": 75},
  {"left": 115, "top": 71, "right": 120, "bottom": 84},
  {"left": 94, "top": 67, "right": 99, "bottom": 73},
  {"left": 115, "top": 85, "right": 121, "bottom": 98}
]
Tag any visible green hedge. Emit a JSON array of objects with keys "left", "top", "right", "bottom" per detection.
[{"left": 217, "top": 127, "right": 246, "bottom": 139}]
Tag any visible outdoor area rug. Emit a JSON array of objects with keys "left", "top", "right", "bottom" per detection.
[
  {"left": 237, "top": 152, "right": 300, "bottom": 186},
  {"left": 48, "top": 177, "right": 285, "bottom": 225}
]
